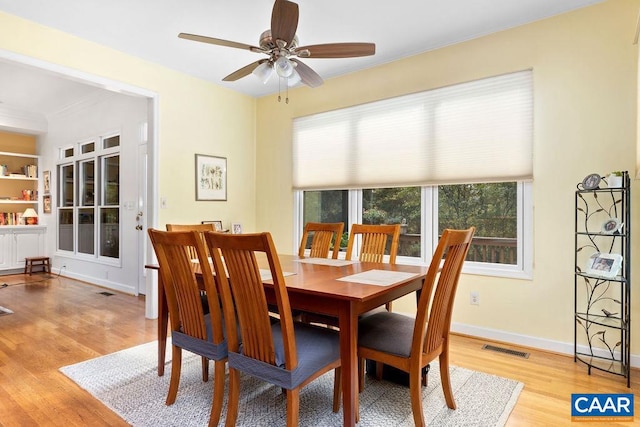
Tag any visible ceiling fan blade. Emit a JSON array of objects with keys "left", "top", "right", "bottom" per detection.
[
  {"left": 291, "top": 59, "right": 323, "bottom": 88},
  {"left": 295, "top": 43, "right": 376, "bottom": 58},
  {"left": 271, "top": 0, "right": 299, "bottom": 48},
  {"left": 223, "top": 60, "right": 266, "bottom": 81},
  {"left": 178, "top": 33, "right": 262, "bottom": 53}
]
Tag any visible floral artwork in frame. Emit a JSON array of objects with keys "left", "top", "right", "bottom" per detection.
[{"left": 195, "top": 154, "right": 227, "bottom": 201}]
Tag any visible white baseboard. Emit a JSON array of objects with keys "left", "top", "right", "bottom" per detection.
[
  {"left": 451, "top": 322, "right": 640, "bottom": 369},
  {"left": 56, "top": 268, "right": 136, "bottom": 295}
]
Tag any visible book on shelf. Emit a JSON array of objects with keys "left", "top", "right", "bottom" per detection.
[
  {"left": 23, "top": 164, "right": 37, "bottom": 178},
  {"left": 0, "top": 212, "right": 24, "bottom": 225}
]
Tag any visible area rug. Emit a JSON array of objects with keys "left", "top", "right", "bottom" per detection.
[{"left": 60, "top": 340, "right": 522, "bottom": 426}]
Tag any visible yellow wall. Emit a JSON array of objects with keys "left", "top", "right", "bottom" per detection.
[
  {"left": 0, "top": 131, "right": 36, "bottom": 154},
  {"left": 255, "top": 0, "right": 639, "bottom": 349},
  {"left": 0, "top": 11, "right": 257, "bottom": 232}
]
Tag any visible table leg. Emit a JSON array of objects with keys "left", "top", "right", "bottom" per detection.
[
  {"left": 338, "top": 302, "right": 357, "bottom": 427},
  {"left": 157, "top": 273, "right": 168, "bottom": 376}
]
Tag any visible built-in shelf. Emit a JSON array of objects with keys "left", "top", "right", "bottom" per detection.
[{"left": 0, "top": 150, "right": 40, "bottom": 223}]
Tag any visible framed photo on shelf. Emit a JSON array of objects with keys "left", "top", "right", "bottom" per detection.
[
  {"left": 585, "top": 252, "right": 622, "bottom": 278},
  {"left": 601, "top": 218, "right": 623, "bottom": 234},
  {"left": 581, "top": 173, "right": 601, "bottom": 190},
  {"left": 43, "top": 195, "right": 52, "bottom": 214},
  {"left": 195, "top": 154, "right": 227, "bottom": 201},
  {"left": 43, "top": 170, "right": 51, "bottom": 194},
  {"left": 202, "top": 220, "right": 224, "bottom": 232},
  {"left": 231, "top": 223, "right": 243, "bottom": 234}
]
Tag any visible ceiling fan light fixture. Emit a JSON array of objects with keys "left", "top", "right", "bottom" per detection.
[
  {"left": 274, "top": 56, "right": 294, "bottom": 78},
  {"left": 287, "top": 69, "right": 301, "bottom": 87},
  {"left": 252, "top": 62, "right": 273, "bottom": 84}
]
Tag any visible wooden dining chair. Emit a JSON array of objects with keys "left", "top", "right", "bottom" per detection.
[
  {"left": 347, "top": 223, "right": 400, "bottom": 312},
  {"left": 298, "top": 222, "right": 344, "bottom": 259},
  {"left": 204, "top": 231, "right": 342, "bottom": 427},
  {"left": 148, "top": 229, "right": 227, "bottom": 427},
  {"left": 357, "top": 227, "right": 475, "bottom": 427},
  {"left": 166, "top": 223, "right": 215, "bottom": 259},
  {"left": 345, "top": 223, "right": 401, "bottom": 264}
]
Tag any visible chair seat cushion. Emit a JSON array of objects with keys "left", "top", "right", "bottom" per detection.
[
  {"left": 229, "top": 321, "right": 340, "bottom": 390},
  {"left": 172, "top": 313, "right": 228, "bottom": 361},
  {"left": 358, "top": 311, "right": 415, "bottom": 358}
]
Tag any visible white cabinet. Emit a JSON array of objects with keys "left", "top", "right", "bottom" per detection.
[{"left": 0, "top": 226, "right": 46, "bottom": 271}]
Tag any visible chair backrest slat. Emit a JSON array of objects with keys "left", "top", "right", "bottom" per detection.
[
  {"left": 298, "top": 222, "right": 344, "bottom": 259},
  {"left": 345, "top": 223, "right": 400, "bottom": 264}
]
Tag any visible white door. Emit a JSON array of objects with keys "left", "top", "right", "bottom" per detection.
[{"left": 137, "top": 142, "right": 148, "bottom": 295}]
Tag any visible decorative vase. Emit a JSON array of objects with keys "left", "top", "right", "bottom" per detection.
[{"left": 607, "top": 174, "right": 622, "bottom": 188}]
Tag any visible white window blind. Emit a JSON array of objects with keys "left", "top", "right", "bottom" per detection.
[{"left": 293, "top": 70, "right": 533, "bottom": 189}]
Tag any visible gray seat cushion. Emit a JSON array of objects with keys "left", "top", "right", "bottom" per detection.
[
  {"left": 172, "top": 313, "right": 228, "bottom": 361},
  {"left": 358, "top": 311, "right": 415, "bottom": 358},
  {"left": 229, "top": 321, "right": 340, "bottom": 390}
]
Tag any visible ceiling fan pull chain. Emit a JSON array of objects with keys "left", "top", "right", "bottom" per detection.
[{"left": 278, "top": 77, "right": 282, "bottom": 102}]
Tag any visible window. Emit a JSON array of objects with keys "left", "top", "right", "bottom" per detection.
[
  {"left": 57, "top": 134, "right": 121, "bottom": 262},
  {"left": 363, "top": 187, "right": 421, "bottom": 257},
  {"left": 78, "top": 159, "right": 95, "bottom": 255},
  {"left": 293, "top": 71, "right": 533, "bottom": 278},
  {"left": 298, "top": 183, "right": 531, "bottom": 278},
  {"left": 100, "top": 155, "right": 120, "bottom": 258}
]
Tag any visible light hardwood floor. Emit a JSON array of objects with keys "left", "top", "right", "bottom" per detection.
[{"left": 0, "top": 273, "right": 637, "bottom": 426}]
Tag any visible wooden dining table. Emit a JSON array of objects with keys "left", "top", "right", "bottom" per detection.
[{"left": 148, "top": 254, "right": 427, "bottom": 427}]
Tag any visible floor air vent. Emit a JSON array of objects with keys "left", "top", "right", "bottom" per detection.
[
  {"left": 98, "top": 291, "right": 115, "bottom": 296},
  {"left": 482, "top": 344, "right": 529, "bottom": 359}
]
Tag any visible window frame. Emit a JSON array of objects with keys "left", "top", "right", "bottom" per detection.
[
  {"left": 55, "top": 134, "right": 122, "bottom": 266},
  {"left": 293, "top": 181, "right": 533, "bottom": 280}
]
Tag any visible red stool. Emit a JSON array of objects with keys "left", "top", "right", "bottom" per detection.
[{"left": 24, "top": 257, "right": 51, "bottom": 275}]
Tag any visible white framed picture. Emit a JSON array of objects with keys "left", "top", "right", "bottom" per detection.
[
  {"left": 601, "top": 218, "right": 623, "bottom": 234},
  {"left": 195, "top": 154, "right": 227, "bottom": 201},
  {"left": 585, "top": 252, "right": 622, "bottom": 278},
  {"left": 581, "top": 173, "right": 601, "bottom": 190},
  {"left": 231, "top": 223, "right": 243, "bottom": 234}
]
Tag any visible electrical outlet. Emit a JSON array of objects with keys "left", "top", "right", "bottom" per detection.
[{"left": 470, "top": 291, "right": 480, "bottom": 305}]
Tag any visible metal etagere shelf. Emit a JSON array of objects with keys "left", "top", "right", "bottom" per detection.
[{"left": 574, "top": 171, "right": 631, "bottom": 387}]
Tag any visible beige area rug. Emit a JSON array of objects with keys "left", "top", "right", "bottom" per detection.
[{"left": 60, "top": 340, "right": 523, "bottom": 426}]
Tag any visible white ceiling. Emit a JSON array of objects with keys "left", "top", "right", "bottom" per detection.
[{"left": 0, "top": 0, "right": 603, "bottom": 116}]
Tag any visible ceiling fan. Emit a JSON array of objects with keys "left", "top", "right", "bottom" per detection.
[{"left": 178, "top": 0, "right": 375, "bottom": 91}]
